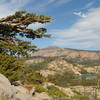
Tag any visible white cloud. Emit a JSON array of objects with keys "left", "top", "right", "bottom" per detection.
[
  {"left": 31, "top": 0, "right": 72, "bottom": 12},
  {"left": 28, "top": 23, "right": 45, "bottom": 29},
  {"left": 0, "top": 0, "right": 46, "bottom": 29},
  {"left": 73, "top": 12, "right": 87, "bottom": 18},
  {"left": 52, "top": 7, "right": 100, "bottom": 50},
  {"left": 0, "top": 0, "right": 72, "bottom": 17},
  {"left": 0, "top": 0, "right": 29, "bottom": 18}
]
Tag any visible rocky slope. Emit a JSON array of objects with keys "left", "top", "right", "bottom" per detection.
[
  {"left": 1, "top": 73, "right": 100, "bottom": 100},
  {"left": 25, "top": 57, "right": 100, "bottom": 77},
  {"left": 0, "top": 73, "right": 51, "bottom": 100},
  {"left": 27, "top": 46, "right": 100, "bottom": 77}
]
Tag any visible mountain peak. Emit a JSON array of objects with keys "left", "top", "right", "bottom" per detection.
[
  {"left": 31, "top": 47, "right": 100, "bottom": 63},
  {"left": 46, "top": 46, "right": 61, "bottom": 49}
]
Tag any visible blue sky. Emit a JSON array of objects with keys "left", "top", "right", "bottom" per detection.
[{"left": 0, "top": 0, "right": 100, "bottom": 50}]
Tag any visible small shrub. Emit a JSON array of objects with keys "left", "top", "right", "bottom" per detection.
[
  {"left": 72, "top": 90, "right": 81, "bottom": 95},
  {"left": 35, "top": 85, "right": 47, "bottom": 93},
  {"left": 80, "top": 68, "right": 89, "bottom": 74},
  {"left": 47, "top": 85, "right": 67, "bottom": 97}
]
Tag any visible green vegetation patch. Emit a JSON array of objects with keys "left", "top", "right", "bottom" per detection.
[
  {"left": 21, "top": 67, "right": 46, "bottom": 85},
  {"left": 0, "top": 53, "right": 22, "bottom": 82},
  {"left": 47, "top": 71, "right": 99, "bottom": 87},
  {"left": 28, "top": 57, "right": 56, "bottom": 71},
  {"left": 47, "top": 85, "right": 67, "bottom": 97},
  {"left": 35, "top": 85, "right": 47, "bottom": 93}
]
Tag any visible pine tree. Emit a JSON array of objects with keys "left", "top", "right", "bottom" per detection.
[
  {"left": 0, "top": 11, "right": 51, "bottom": 82},
  {"left": 0, "top": 11, "right": 51, "bottom": 56}
]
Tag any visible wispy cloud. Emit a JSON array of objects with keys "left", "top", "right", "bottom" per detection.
[
  {"left": 45, "top": 0, "right": 72, "bottom": 7},
  {"left": 0, "top": 0, "right": 29, "bottom": 18},
  {"left": 0, "top": 0, "right": 72, "bottom": 17},
  {"left": 53, "top": 0, "right": 72, "bottom": 7},
  {"left": 0, "top": 0, "right": 49, "bottom": 29},
  {"left": 30, "top": 0, "right": 72, "bottom": 12},
  {"left": 52, "top": 7, "right": 100, "bottom": 50},
  {"left": 73, "top": 12, "right": 87, "bottom": 18}
]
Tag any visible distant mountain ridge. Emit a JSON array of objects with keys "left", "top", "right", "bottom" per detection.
[{"left": 31, "top": 46, "right": 100, "bottom": 65}]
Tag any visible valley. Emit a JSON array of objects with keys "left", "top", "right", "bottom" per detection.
[{"left": 23, "top": 46, "right": 100, "bottom": 100}]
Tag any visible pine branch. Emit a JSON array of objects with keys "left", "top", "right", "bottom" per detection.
[{"left": 0, "top": 11, "right": 52, "bottom": 57}]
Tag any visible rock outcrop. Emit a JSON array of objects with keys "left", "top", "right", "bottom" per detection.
[
  {"left": 0, "top": 74, "right": 16, "bottom": 100},
  {"left": 0, "top": 74, "right": 51, "bottom": 100},
  {"left": 0, "top": 74, "right": 32, "bottom": 100}
]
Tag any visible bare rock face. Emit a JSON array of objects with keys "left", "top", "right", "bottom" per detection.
[
  {"left": 0, "top": 74, "right": 16, "bottom": 100},
  {"left": 33, "top": 92, "right": 51, "bottom": 100},
  {"left": 0, "top": 74, "right": 51, "bottom": 100},
  {"left": 48, "top": 59, "right": 81, "bottom": 75},
  {"left": 0, "top": 74, "right": 33, "bottom": 100}
]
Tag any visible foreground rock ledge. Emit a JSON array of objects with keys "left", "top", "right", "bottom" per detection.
[{"left": 0, "top": 74, "right": 51, "bottom": 100}]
